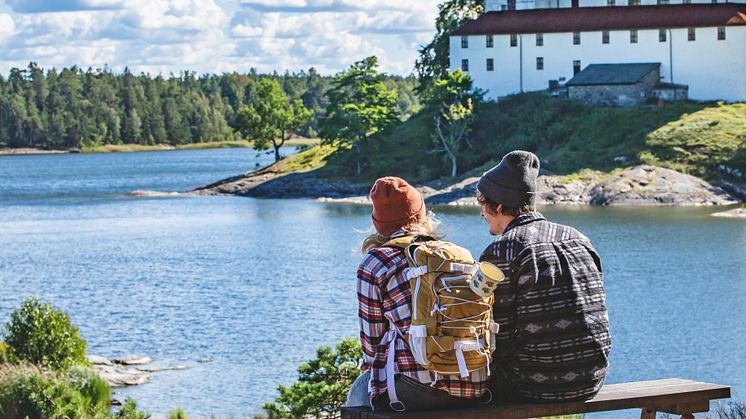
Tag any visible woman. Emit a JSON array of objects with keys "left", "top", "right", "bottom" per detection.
[{"left": 346, "top": 176, "right": 489, "bottom": 411}]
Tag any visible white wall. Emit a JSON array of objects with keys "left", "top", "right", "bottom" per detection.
[
  {"left": 489, "top": 0, "right": 745, "bottom": 10},
  {"left": 450, "top": 26, "right": 746, "bottom": 102}
]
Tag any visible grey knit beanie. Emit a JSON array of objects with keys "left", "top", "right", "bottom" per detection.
[{"left": 477, "top": 150, "right": 540, "bottom": 207}]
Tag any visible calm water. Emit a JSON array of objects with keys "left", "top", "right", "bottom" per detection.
[{"left": 1, "top": 149, "right": 744, "bottom": 418}]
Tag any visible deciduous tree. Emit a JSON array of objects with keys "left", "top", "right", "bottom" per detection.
[
  {"left": 415, "top": 0, "right": 484, "bottom": 93},
  {"left": 426, "top": 70, "right": 482, "bottom": 177},
  {"left": 320, "top": 56, "right": 400, "bottom": 176},
  {"left": 237, "top": 78, "right": 312, "bottom": 162}
]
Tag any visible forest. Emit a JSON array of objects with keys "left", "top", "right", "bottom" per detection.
[{"left": 0, "top": 63, "right": 420, "bottom": 150}]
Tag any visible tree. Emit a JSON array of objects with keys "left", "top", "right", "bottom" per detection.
[
  {"left": 426, "top": 70, "right": 481, "bottom": 177},
  {"left": 320, "top": 56, "right": 400, "bottom": 176},
  {"left": 262, "top": 338, "right": 362, "bottom": 419},
  {"left": 237, "top": 78, "right": 312, "bottom": 162},
  {"left": 414, "top": 0, "right": 483, "bottom": 92}
]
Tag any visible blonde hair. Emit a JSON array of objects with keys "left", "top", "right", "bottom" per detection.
[{"left": 360, "top": 212, "right": 445, "bottom": 254}]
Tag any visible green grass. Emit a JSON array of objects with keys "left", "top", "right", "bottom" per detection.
[
  {"left": 271, "top": 144, "right": 339, "bottom": 174},
  {"left": 318, "top": 94, "right": 744, "bottom": 186},
  {"left": 80, "top": 137, "right": 320, "bottom": 153}
]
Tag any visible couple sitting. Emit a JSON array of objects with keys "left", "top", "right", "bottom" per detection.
[{"left": 348, "top": 150, "right": 611, "bottom": 411}]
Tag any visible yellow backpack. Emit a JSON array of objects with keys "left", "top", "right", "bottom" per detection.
[{"left": 384, "top": 236, "right": 500, "bottom": 379}]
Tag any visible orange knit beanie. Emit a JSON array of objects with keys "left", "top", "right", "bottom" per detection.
[{"left": 370, "top": 177, "right": 426, "bottom": 236}]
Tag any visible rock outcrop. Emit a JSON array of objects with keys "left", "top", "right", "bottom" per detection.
[
  {"left": 588, "top": 166, "right": 739, "bottom": 206},
  {"left": 190, "top": 168, "right": 368, "bottom": 199},
  {"left": 189, "top": 165, "right": 740, "bottom": 206},
  {"left": 711, "top": 207, "right": 746, "bottom": 218}
]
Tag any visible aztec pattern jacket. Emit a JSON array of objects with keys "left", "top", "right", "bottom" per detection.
[{"left": 480, "top": 211, "right": 611, "bottom": 401}]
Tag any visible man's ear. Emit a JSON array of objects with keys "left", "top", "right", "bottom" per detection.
[{"left": 495, "top": 204, "right": 504, "bottom": 216}]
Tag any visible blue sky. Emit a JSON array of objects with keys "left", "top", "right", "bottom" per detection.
[{"left": 0, "top": 0, "right": 441, "bottom": 76}]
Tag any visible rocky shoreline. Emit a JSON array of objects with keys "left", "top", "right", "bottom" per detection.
[{"left": 187, "top": 164, "right": 741, "bottom": 207}]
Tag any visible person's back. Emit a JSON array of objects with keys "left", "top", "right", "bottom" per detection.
[
  {"left": 480, "top": 212, "right": 610, "bottom": 401},
  {"left": 475, "top": 150, "right": 611, "bottom": 402}
]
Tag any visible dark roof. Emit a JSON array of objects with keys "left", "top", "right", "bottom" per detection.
[
  {"left": 452, "top": 4, "right": 746, "bottom": 35},
  {"left": 566, "top": 63, "right": 661, "bottom": 86}
]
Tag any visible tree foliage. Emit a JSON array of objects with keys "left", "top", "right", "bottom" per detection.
[
  {"left": 237, "top": 78, "right": 312, "bottom": 162},
  {"left": 320, "top": 56, "right": 400, "bottom": 176},
  {"left": 425, "top": 70, "right": 482, "bottom": 177},
  {"left": 0, "top": 364, "right": 110, "bottom": 419},
  {"left": 0, "top": 63, "right": 419, "bottom": 151},
  {"left": 262, "top": 338, "right": 363, "bottom": 419},
  {"left": 3, "top": 297, "right": 88, "bottom": 370},
  {"left": 415, "top": 0, "right": 484, "bottom": 92}
]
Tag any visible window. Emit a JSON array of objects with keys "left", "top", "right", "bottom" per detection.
[
  {"left": 630, "top": 29, "right": 638, "bottom": 43},
  {"left": 461, "top": 59, "right": 469, "bottom": 71},
  {"left": 629, "top": 0, "right": 640, "bottom": 5},
  {"left": 510, "top": 34, "right": 518, "bottom": 47},
  {"left": 711, "top": 0, "right": 718, "bottom": 3},
  {"left": 718, "top": 27, "right": 726, "bottom": 40},
  {"left": 607, "top": 0, "right": 615, "bottom": 5},
  {"left": 536, "top": 57, "right": 544, "bottom": 70},
  {"left": 487, "top": 58, "right": 494, "bottom": 71},
  {"left": 461, "top": 35, "right": 469, "bottom": 48},
  {"left": 659, "top": 29, "right": 667, "bottom": 42},
  {"left": 688, "top": 28, "right": 695, "bottom": 41},
  {"left": 683, "top": 0, "right": 691, "bottom": 3},
  {"left": 486, "top": 34, "right": 494, "bottom": 48},
  {"left": 573, "top": 32, "right": 581, "bottom": 45},
  {"left": 573, "top": 60, "right": 581, "bottom": 75},
  {"left": 602, "top": 31, "right": 610, "bottom": 44},
  {"left": 536, "top": 33, "right": 543, "bottom": 46},
  {"left": 657, "top": 0, "right": 669, "bottom": 4}
]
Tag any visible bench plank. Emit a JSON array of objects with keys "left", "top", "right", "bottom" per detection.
[{"left": 341, "top": 379, "right": 731, "bottom": 419}]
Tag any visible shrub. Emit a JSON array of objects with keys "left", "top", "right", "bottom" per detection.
[
  {"left": 0, "top": 363, "right": 110, "bottom": 419},
  {"left": 262, "top": 338, "right": 362, "bottom": 419},
  {"left": 3, "top": 297, "right": 88, "bottom": 370},
  {"left": 116, "top": 398, "right": 152, "bottom": 419},
  {"left": 168, "top": 407, "right": 187, "bottom": 419},
  {"left": 0, "top": 342, "right": 7, "bottom": 363}
]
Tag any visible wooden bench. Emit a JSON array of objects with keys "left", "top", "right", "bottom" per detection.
[{"left": 342, "top": 378, "right": 731, "bottom": 419}]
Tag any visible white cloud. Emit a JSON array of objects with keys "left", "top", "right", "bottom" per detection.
[
  {"left": 0, "top": 13, "right": 15, "bottom": 42},
  {"left": 0, "top": 0, "right": 442, "bottom": 76}
]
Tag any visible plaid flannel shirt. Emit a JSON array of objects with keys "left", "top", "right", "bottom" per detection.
[{"left": 357, "top": 232, "right": 489, "bottom": 403}]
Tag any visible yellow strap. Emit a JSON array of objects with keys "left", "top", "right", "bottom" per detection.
[{"left": 382, "top": 236, "right": 416, "bottom": 249}]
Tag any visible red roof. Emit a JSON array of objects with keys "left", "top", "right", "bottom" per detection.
[{"left": 452, "top": 4, "right": 746, "bottom": 35}]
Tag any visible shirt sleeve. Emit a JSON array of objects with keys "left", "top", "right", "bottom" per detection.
[
  {"left": 480, "top": 240, "right": 518, "bottom": 360},
  {"left": 357, "top": 251, "right": 389, "bottom": 370}
]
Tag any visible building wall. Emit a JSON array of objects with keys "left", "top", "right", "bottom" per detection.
[
  {"left": 486, "top": 0, "right": 745, "bottom": 11},
  {"left": 568, "top": 68, "right": 660, "bottom": 106},
  {"left": 450, "top": 26, "right": 746, "bottom": 101}
]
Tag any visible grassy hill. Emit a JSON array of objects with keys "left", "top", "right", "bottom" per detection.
[{"left": 276, "top": 94, "right": 745, "bottom": 190}]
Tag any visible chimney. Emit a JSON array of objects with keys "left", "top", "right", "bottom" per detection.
[{"left": 485, "top": 0, "right": 501, "bottom": 12}]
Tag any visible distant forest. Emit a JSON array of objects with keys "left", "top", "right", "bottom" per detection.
[{"left": 0, "top": 63, "right": 420, "bottom": 150}]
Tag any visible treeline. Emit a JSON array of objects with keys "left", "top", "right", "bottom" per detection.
[{"left": 0, "top": 63, "right": 419, "bottom": 150}]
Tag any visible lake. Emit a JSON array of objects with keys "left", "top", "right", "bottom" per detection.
[{"left": 1, "top": 148, "right": 744, "bottom": 418}]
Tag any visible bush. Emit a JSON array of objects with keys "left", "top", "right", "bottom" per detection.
[
  {"left": 168, "top": 407, "right": 187, "bottom": 419},
  {"left": 262, "top": 338, "right": 362, "bottom": 419},
  {"left": 3, "top": 297, "right": 88, "bottom": 370},
  {"left": 0, "top": 363, "right": 110, "bottom": 419},
  {"left": 116, "top": 398, "right": 152, "bottom": 419},
  {"left": 0, "top": 342, "right": 7, "bottom": 363}
]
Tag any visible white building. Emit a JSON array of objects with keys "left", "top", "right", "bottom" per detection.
[{"left": 449, "top": 2, "right": 746, "bottom": 101}]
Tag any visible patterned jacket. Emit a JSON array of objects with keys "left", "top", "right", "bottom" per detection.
[{"left": 479, "top": 211, "right": 611, "bottom": 401}]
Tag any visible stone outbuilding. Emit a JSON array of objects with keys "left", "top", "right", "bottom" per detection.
[{"left": 566, "top": 63, "right": 661, "bottom": 107}]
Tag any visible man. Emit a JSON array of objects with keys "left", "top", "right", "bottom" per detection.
[{"left": 477, "top": 150, "right": 611, "bottom": 402}]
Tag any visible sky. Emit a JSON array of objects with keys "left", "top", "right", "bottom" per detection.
[{"left": 0, "top": 0, "right": 443, "bottom": 77}]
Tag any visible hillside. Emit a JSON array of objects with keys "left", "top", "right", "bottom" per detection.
[{"left": 316, "top": 95, "right": 744, "bottom": 191}]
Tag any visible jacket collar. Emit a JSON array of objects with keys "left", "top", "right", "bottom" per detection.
[{"left": 503, "top": 211, "right": 546, "bottom": 235}]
